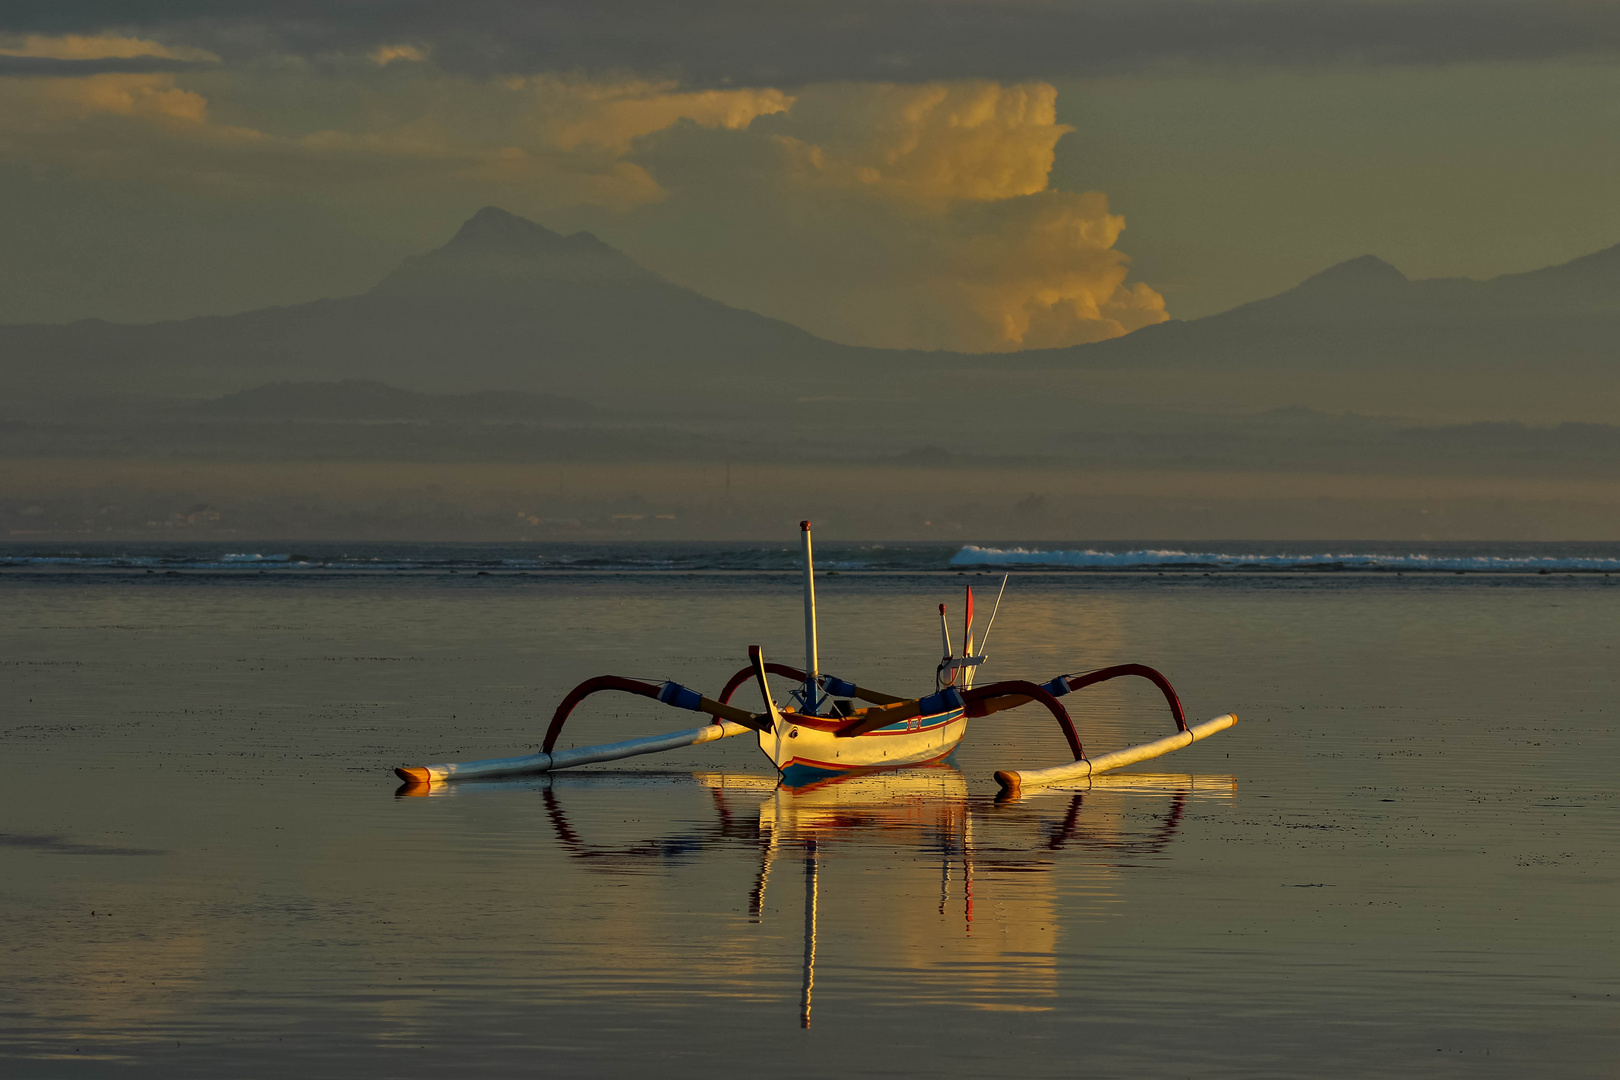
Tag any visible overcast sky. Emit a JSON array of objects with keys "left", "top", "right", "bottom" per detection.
[{"left": 2, "top": 1, "right": 1617, "bottom": 347}]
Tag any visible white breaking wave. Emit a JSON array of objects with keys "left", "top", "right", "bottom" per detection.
[{"left": 949, "top": 546, "right": 1620, "bottom": 572}]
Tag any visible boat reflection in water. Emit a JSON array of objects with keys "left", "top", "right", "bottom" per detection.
[{"left": 398, "top": 766, "right": 1234, "bottom": 1026}]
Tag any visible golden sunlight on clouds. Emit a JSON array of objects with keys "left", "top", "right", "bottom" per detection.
[
  {"left": 0, "top": 46, "right": 1164, "bottom": 351},
  {"left": 0, "top": 35, "right": 232, "bottom": 137},
  {"left": 0, "top": 33, "right": 216, "bottom": 62},
  {"left": 778, "top": 81, "right": 1069, "bottom": 205},
  {"left": 945, "top": 192, "right": 1168, "bottom": 349},
  {"left": 369, "top": 44, "right": 429, "bottom": 65},
  {"left": 521, "top": 76, "right": 794, "bottom": 155},
  {"left": 0, "top": 52, "right": 784, "bottom": 209},
  {"left": 297, "top": 76, "right": 791, "bottom": 209},
  {"left": 38, "top": 73, "right": 211, "bottom": 123},
  {"left": 771, "top": 81, "right": 1167, "bottom": 351}
]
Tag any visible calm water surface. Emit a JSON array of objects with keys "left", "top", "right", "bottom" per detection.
[{"left": 2, "top": 557, "right": 1616, "bottom": 1077}]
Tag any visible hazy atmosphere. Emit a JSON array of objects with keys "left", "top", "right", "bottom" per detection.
[
  {"left": 6, "top": 6, "right": 1620, "bottom": 1079},
  {"left": 4, "top": 1, "right": 1619, "bottom": 538}
]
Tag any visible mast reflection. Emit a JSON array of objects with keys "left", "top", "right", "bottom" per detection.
[{"left": 398, "top": 766, "right": 1233, "bottom": 1024}]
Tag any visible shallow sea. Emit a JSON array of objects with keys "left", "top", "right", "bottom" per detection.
[{"left": 2, "top": 542, "right": 1617, "bottom": 1077}]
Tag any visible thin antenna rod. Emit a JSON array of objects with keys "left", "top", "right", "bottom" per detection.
[
  {"left": 801, "top": 521, "right": 820, "bottom": 715},
  {"left": 963, "top": 585, "right": 974, "bottom": 657},
  {"left": 976, "top": 574, "right": 1010, "bottom": 655}
]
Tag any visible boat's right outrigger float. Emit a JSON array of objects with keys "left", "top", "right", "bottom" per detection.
[{"left": 395, "top": 522, "right": 1236, "bottom": 794}]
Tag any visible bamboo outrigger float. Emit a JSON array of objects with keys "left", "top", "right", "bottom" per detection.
[{"left": 394, "top": 522, "right": 1236, "bottom": 792}]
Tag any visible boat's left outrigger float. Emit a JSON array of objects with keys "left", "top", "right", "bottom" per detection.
[{"left": 394, "top": 522, "right": 1236, "bottom": 794}]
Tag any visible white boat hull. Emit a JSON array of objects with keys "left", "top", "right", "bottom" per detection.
[{"left": 760, "top": 707, "right": 968, "bottom": 785}]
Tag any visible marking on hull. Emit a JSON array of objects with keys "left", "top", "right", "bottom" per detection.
[
  {"left": 779, "top": 744, "right": 962, "bottom": 788},
  {"left": 766, "top": 709, "right": 967, "bottom": 777}
]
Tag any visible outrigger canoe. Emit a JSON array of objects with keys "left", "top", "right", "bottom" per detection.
[{"left": 394, "top": 522, "right": 1236, "bottom": 793}]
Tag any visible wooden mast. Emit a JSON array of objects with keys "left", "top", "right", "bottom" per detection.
[{"left": 801, "top": 520, "right": 820, "bottom": 715}]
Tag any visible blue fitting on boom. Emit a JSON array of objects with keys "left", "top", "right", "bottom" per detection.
[
  {"left": 657, "top": 681, "right": 705, "bottom": 712},
  {"left": 916, "top": 686, "right": 965, "bottom": 715},
  {"left": 820, "top": 674, "right": 859, "bottom": 698},
  {"left": 1041, "top": 675, "right": 1073, "bottom": 698}
]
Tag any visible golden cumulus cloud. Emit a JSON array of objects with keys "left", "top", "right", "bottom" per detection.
[
  {"left": 939, "top": 192, "right": 1167, "bottom": 350},
  {"left": 369, "top": 44, "right": 429, "bottom": 66},
  {"left": 777, "top": 81, "right": 1069, "bottom": 206},
  {"left": 759, "top": 81, "right": 1166, "bottom": 350},
  {"left": 35, "top": 73, "right": 211, "bottom": 123},
  {"left": 765, "top": 190, "right": 1167, "bottom": 352},
  {"left": 0, "top": 35, "right": 228, "bottom": 138},
  {"left": 0, "top": 59, "right": 785, "bottom": 209},
  {"left": 0, "top": 33, "right": 217, "bottom": 62},
  {"left": 518, "top": 76, "right": 794, "bottom": 155},
  {"left": 0, "top": 51, "right": 1164, "bottom": 351},
  {"left": 291, "top": 76, "right": 789, "bottom": 208}
]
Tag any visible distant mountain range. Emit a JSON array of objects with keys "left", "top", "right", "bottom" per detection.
[
  {"left": 2, "top": 205, "right": 1617, "bottom": 423},
  {"left": 1021, "top": 244, "right": 1620, "bottom": 371},
  {"left": 0, "top": 206, "right": 871, "bottom": 406}
]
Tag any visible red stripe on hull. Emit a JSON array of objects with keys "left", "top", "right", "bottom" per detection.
[{"left": 779, "top": 742, "right": 961, "bottom": 774}]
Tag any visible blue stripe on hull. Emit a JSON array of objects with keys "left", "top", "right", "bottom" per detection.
[
  {"left": 780, "top": 746, "right": 961, "bottom": 789},
  {"left": 770, "top": 708, "right": 967, "bottom": 784},
  {"left": 780, "top": 761, "right": 854, "bottom": 787}
]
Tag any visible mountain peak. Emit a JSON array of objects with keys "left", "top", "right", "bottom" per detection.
[
  {"left": 1296, "top": 255, "right": 1408, "bottom": 291},
  {"left": 444, "top": 206, "right": 615, "bottom": 258},
  {"left": 370, "top": 207, "right": 654, "bottom": 298}
]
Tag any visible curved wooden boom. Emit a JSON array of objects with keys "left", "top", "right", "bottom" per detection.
[
  {"left": 394, "top": 650, "right": 1231, "bottom": 790},
  {"left": 983, "top": 664, "right": 1233, "bottom": 796},
  {"left": 961, "top": 681, "right": 1082, "bottom": 758},
  {"left": 542, "top": 675, "right": 769, "bottom": 754},
  {"left": 393, "top": 673, "right": 771, "bottom": 784},
  {"left": 1064, "top": 664, "right": 1187, "bottom": 732}
]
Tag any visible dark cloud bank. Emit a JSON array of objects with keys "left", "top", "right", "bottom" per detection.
[
  {"left": 0, "top": 55, "right": 215, "bottom": 76},
  {"left": 8, "top": 1, "right": 1620, "bottom": 82}
]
